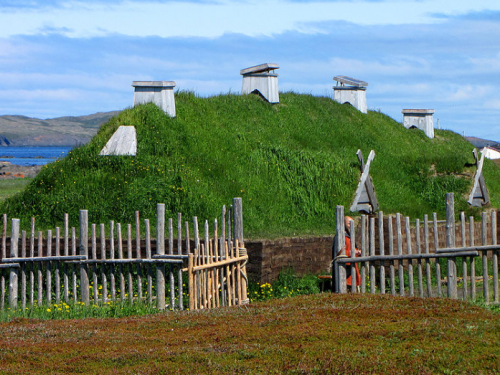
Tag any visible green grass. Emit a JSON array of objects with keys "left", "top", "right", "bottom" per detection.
[
  {"left": 0, "top": 178, "right": 32, "bottom": 201},
  {"left": 0, "top": 300, "right": 162, "bottom": 321},
  {"left": 248, "top": 268, "right": 321, "bottom": 302},
  {"left": 1, "top": 92, "right": 498, "bottom": 237}
]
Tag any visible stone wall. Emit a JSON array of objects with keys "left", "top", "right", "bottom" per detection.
[{"left": 245, "top": 236, "right": 333, "bottom": 284}]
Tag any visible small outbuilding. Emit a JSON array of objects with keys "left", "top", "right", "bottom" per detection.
[
  {"left": 132, "top": 81, "right": 176, "bottom": 117},
  {"left": 333, "top": 76, "right": 368, "bottom": 114},
  {"left": 401, "top": 109, "right": 434, "bottom": 139},
  {"left": 481, "top": 146, "right": 500, "bottom": 160},
  {"left": 240, "top": 63, "right": 279, "bottom": 103}
]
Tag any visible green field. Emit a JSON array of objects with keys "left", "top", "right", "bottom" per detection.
[
  {"left": 1, "top": 92, "right": 498, "bottom": 237},
  {"left": 0, "top": 178, "right": 32, "bottom": 201}
]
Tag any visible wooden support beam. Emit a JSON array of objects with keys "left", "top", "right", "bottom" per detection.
[{"left": 350, "top": 150, "right": 379, "bottom": 213}]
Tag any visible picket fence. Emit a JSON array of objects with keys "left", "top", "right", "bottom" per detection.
[
  {"left": 0, "top": 198, "right": 248, "bottom": 311},
  {"left": 334, "top": 193, "right": 500, "bottom": 303}
]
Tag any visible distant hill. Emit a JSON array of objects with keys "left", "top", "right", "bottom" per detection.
[
  {"left": 465, "top": 136, "right": 500, "bottom": 149},
  {"left": 3, "top": 92, "right": 500, "bottom": 237},
  {"left": 0, "top": 111, "right": 121, "bottom": 146}
]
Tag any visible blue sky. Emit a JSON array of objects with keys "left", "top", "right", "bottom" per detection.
[{"left": 1, "top": 0, "right": 500, "bottom": 140}]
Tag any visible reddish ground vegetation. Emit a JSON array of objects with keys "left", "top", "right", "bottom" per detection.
[
  {"left": 0, "top": 294, "right": 498, "bottom": 374},
  {"left": 0, "top": 162, "right": 41, "bottom": 179}
]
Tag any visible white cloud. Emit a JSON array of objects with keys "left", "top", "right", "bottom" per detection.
[
  {"left": 328, "top": 57, "right": 430, "bottom": 77},
  {"left": 0, "top": 0, "right": 499, "bottom": 39},
  {"left": 445, "top": 85, "right": 494, "bottom": 102},
  {"left": 470, "top": 51, "right": 500, "bottom": 72},
  {"left": 484, "top": 98, "right": 500, "bottom": 110},
  {"left": 372, "top": 83, "right": 433, "bottom": 96}
]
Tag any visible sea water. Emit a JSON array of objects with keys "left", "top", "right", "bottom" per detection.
[{"left": 0, "top": 146, "right": 73, "bottom": 166}]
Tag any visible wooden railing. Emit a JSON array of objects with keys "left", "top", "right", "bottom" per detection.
[
  {"left": 0, "top": 198, "right": 248, "bottom": 312},
  {"left": 334, "top": 193, "right": 500, "bottom": 302}
]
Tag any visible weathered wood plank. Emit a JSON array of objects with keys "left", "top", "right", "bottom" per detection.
[
  {"left": 169, "top": 218, "right": 175, "bottom": 309},
  {"left": 369, "top": 217, "right": 375, "bottom": 294},
  {"left": 92, "top": 224, "right": 98, "bottom": 303},
  {"left": 30, "top": 218, "right": 35, "bottom": 307},
  {"left": 336, "top": 251, "right": 479, "bottom": 263},
  {"left": 424, "top": 215, "right": 432, "bottom": 298},
  {"left": 360, "top": 215, "right": 367, "bottom": 294},
  {"left": 446, "top": 193, "right": 457, "bottom": 299},
  {"left": 433, "top": 213, "right": 442, "bottom": 297},
  {"left": 378, "top": 211, "right": 385, "bottom": 295},
  {"left": 482, "top": 212, "right": 489, "bottom": 302},
  {"left": 37, "top": 231, "right": 43, "bottom": 306},
  {"left": 335, "top": 206, "right": 346, "bottom": 294},
  {"left": 156, "top": 204, "right": 166, "bottom": 310},
  {"left": 46, "top": 229, "right": 52, "bottom": 306},
  {"left": 21, "top": 230, "right": 26, "bottom": 310},
  {"left": 145, "top": 219, "right": 153, "bottom": 304},
  {"left": 350, "top": 150, "right": 378, "bottom": 213},
  {"left": 469, "top": 149, "right": 490, "bottom": 206},
  {"left": 117, "top": 223, "right": 125, "bottom": 301},
  {"left": 9, "top": 219, "right": 19, "bottom": 309},
  {"left": 460, "top": 212, "right": 468, "bottom": 300},
  {"left": 55, "top": 227, "right": 61, "bottom": 304},
  {"left": 470, "top": 216, "right": 476, "bottom": 300},
  {"left": 396, "top": 213, "right": 404, "bottom": 296},
  {"left": 1, "top": 214, "right": 6, "bottom": 310},
  {"left": 214, "top": 219, "right": 220, "bottom": 307},
  {"left": 63, "top": 214, "right": 69, "bottom": 303},
  {"left": 110, "top": 221, "right": 116, "bottom": 301},
  {"left": 100, "top": 223, "right": 108, "bottom": 304},
  {"left": 177, "top": 213, "right": 183, "bottom": 310},
  {"left": 492, "top": 211, "right": 498, "bottom": 303},
  {"left": 406, "top": 217, "right": 414, "bottom": 297},
  {"left": 127, "top": 224, "right": 133, "bottom": 303},
  {"left": 3, "top": 255, "right": 87, "bottom": 263},
  {"left": 188, "top": 253, "right": 194, "bottom": 311},
  {"left": 135, "top": 211, "right": 143, "bottom": 302},
  {"left": 80, "top": 210, "right": 89, "bottom": 305},
  {"left": 387, "top": 216, "right": 395, "bottom": 296},
  {"left": 350, "top": 219, "right": 357, "bottom": 293},
  {"left": 416, "top": 219, "right": 423, "bottom": 298}
]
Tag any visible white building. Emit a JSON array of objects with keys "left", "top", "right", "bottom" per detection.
[
  {"left": 240, "top": 63, "right": 279, "bottom": 104},
  {"left": 333, "top": 76, "right": 368, "bottom": 114},
  {"left": 401, "top": 109, "right": 435, "bottom": 139},
  {"left": 481, "top": 146, "right": 500, "bottom": 160},
  {"left": 132, "top": 81, "right": 176, "bottom": 117}
]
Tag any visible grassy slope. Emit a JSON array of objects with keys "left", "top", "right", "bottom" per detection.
[
  {"left": 1, "top": 92, "right": 499, "bottom": 237},
  {"left": 0, "top": 294, "right": 499, "bottom": 374}
]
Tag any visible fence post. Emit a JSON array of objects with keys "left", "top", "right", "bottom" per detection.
[
  {"left": 157, "top": 204, "right": 166, "bottom": 310},
  {"left": 80, "top": 210, "right": 90, "bottom": 305},
  {"left": 334, "top": 206, "right": 347, "bottom": 293},
  {"left": 9, "top": 219, "right": 20, "bottom": 309},
  {"left": 492, "top": 211, "right": 498, "bottom": 303},
  {"left": 446, "top": 193, "right": 457, "bottom": 299},
  {"left": 233, "top": 197, "right": 248, "bottom": 304},
  {"left": 188, "top": 253, "right": 194, "bottom": 311}
]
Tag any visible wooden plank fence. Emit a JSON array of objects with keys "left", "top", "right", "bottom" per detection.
[
  {"left": 0, "top": 198, "right": 248, "bottom": 311},
  {"left": 334, "top": 193, "right": 500, "bottom": 303}
]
